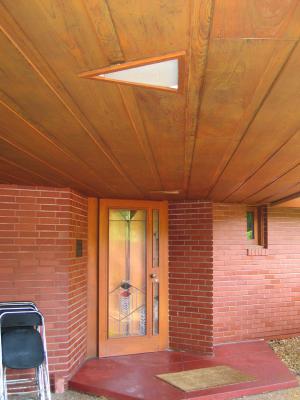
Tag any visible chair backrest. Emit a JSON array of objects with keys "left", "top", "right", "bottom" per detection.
[
  {"left": 0, "top": 301, "right": 38, "bottom": 311},
  {"left": 2, "top": 327, "right": 45, "bottom": 369},
  {"left": 0, "top": 311, "right": 43, "bottom": 328}
]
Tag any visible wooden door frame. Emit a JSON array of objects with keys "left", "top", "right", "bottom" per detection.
[{"left": 98, "top": 199, "right": 169, "bottom": 357}]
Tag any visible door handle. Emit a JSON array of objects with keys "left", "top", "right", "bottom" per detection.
[{"left": 150, "top": 273, "right": 159, "bottom": 283}]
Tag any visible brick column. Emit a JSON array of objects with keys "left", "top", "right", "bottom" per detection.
[
  {"left": 0, "top": 185, "right": 88, "bottom": 383},
  {"left": 168, "top": 201, "right": 213, "bottom": 354}
]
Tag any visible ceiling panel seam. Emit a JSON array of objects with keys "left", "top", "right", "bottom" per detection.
[
  {"left": 0, "top": 97, "right": 116, "bottom": 195},
  {"left": 0, "top": 135, "right": 101, "bottom": 195},
  {"left": 225, "top": 129, "right": 300, "bottom": 202}
]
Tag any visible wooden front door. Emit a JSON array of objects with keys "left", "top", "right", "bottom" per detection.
[{"left": 99, "top": 199, "right": 168, "bottom": 357}]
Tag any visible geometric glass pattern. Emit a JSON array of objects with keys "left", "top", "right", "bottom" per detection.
[
  {"left": 153, "top": 209, "right": 159, "bottom": 267},
  {"left": 108, "top": 209, "right": 146, "bottom": 338}
]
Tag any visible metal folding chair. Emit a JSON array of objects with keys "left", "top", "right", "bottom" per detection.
[{"left": 0, "top": 302, "right": 51, "bottom": 400}]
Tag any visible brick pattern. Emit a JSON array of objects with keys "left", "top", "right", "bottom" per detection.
[
  {"left": 213, "top": 203, "right": 300, "bottom": 344},
  {"left": 65, "top": 191, "right": 88, "bottom": 379},
  {"left": 168, "top": 201, "right": 213, "bottom": 354},
  {"left": 0, "top": 185, "right": 88, "bottom": 382}
]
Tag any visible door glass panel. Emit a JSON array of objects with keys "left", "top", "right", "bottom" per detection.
[
  {"left": 153, "top": 210, "right": 159, "bottom": 267},
  {"left": 108, "top": 209, "right": 146, "bottom": 338},
  {"left": 152, "top": 281, "right": 159, "bottom": 335}
]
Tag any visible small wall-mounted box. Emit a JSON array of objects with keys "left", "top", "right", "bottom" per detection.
[{"left": 76, "top": 239, "right": 83, "bottom": 257}]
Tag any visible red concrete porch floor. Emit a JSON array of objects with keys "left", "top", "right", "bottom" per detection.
[{"left": 69, "top": 341, "right": 298, "bottom": 400}]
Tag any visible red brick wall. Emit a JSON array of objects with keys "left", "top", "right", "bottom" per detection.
[
  {"left": 3, "top": 185, "right": 299, "bottom": 368},
  {"left": 213, "top": 203, "right": 300, "bottom": 344},
  {"left": 0, "top": 184, "right": 88, "bottom": 382},
  {"left": 168, "top": 201, "right": 213, "bottom": 354}
]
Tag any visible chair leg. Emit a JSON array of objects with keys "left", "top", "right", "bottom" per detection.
[
  {"left": 0, "top": 364, "right": 3, "bottom": 400},
  {"left": 37, "top": 365, "right": 46, "bottom": 400},
  {"left": 3, "top": 367, "right": 7, "bottom": 400},
  {"left": 42, "top": 362, "right": 51, "bottom": 400},
  {"left": 36, "top": 367, "right": 42, "bottom": 400}
]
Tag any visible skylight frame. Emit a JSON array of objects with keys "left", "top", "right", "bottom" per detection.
[{"left": 79, "top": 51, "right": 186, "bottom": 93}]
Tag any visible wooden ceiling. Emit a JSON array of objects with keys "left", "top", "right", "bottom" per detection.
[{"left": 0, "top": 0, "right": 299, "bottom": 204}]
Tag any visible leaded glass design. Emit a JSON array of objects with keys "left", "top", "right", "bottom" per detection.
[
  {"left": 153, "top": 210, "right": 159, "bottom": 267},
  {"left": 108, "top": 209, "right": 146, "bottom": 338}
]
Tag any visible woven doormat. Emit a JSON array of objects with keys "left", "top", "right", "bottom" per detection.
[{"left": 156, "top": 365, "right": 255, "bottom": 392}]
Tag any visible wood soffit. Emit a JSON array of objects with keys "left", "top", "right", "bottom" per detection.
[{"left": 0, "top": 0, "right": 299, "bottom": 204}]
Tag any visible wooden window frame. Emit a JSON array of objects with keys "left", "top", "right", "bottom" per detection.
[
  {"left": 246, "top": 206, "right": 258, "bottom": 245},
  {"left": 246, "top": 205, "right": 268, "bottom": 248}
]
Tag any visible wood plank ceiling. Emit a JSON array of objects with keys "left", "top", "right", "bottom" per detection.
[{"left": 0, "top": 0, "right": 299, "bottom": 204}]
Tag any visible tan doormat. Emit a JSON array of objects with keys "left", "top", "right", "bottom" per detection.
[{"left": 156, "top": 365, "right": 255, "bottom": 392}]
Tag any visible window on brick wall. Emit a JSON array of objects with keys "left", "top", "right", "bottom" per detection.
[
  {"left": 246, "top": 206, "right": 268, "bottom": 248},
  {"left": 246, "top": 207, "right": 257, "bottom": 244}
]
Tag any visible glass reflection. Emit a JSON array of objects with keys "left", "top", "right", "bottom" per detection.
[{"left": 153, "top": 282, "right": 159, "bottom": 335}]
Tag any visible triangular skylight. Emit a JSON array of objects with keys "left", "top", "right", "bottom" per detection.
[
  {"left": 79, "top": 51, "right": 185, "bottom": 93},
  {"left": 98, "top": 59, "right": 179, "bottom": 89}
]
